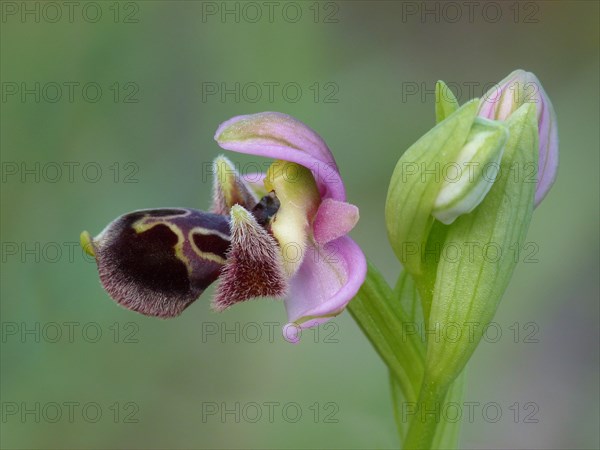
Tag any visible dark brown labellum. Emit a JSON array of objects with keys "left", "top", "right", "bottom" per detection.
[{"left": 93, "top": 208, "right": 231, "bottom": 318}]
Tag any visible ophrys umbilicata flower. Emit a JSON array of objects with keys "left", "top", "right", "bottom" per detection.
[{"left": 81, "top": 112, "right": 366, "bottom": 343}]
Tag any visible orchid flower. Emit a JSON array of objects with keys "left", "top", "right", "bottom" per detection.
[
  {"left": 81, "top": 112, "right": 366, "bottom": 343},
  {"left": 214, "top": 112, "right": 366, "bottom": 343}
]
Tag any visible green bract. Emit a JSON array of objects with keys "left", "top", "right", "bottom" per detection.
[{"left": 435, "top": 80, "right": 459, "bottom": 124}]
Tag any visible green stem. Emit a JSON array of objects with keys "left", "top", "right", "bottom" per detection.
[
  {"left": 349, "top": 263, "right": 467, "bottom": 449},
  {"left": 403, "top": 379, "right": 449, "bottom": 450},
  {"left": 431, "top": 369, "right": 466, "bottom": 449}
]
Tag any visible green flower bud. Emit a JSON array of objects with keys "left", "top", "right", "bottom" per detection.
[{"left": 432, "top": 118, "right": 508, "bottom": 225}]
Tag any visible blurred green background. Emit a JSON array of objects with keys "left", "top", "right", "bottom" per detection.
[{"left": 1, "top": 1, "right": 598, "bottom": 448}]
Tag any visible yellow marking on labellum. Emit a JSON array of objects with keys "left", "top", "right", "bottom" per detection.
[
  {"left": 191, "top": 226, "right": 230, "bottom": 241},
  {"left": 188, "top": 227, "right": 229, "bottom": 265},
  {"left": 133, "top": 217, "right": 192, "bottom": 273}
]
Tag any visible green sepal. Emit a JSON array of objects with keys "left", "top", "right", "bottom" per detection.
[
  {"left": 79, "top": 230, "right": 95, "bottom": 257},
  {"left": 432, "top": 118, "right": 508, "bottom": 225},
  {"left": 435, "top": 81, "right": 459, "bottom": 124},
  {"left": 385, "top": 100, "right": 479, "bottom": 277}
]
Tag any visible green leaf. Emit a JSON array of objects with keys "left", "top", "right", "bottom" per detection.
[
  {"left": 347, "top": 263, "right": 424, "bottom": 404},
  {"left": 390, "top": 371, "right": 409, "bottom": 444},
  {"left": 390, "top": 271, "right": 465, "bottom": 449},
  {"left": 435, "top": 81, "right": 459, "bottom": 123},
  {"left": 393, "top": 269, "right": 424, "bottom": 344},
  {"left": 411, "top": 220, "right": 448, "bottom": 325},
  {"left": 389, "top": 270, "right": 425, "bottom": 443},
  {"left": 393, "top": 270, "right": 426, "bottom": 357}
]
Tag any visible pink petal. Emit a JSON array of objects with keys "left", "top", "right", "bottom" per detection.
[
  {"left": 282, "top": 236, "right": 366, "bottom": 343},
  {"left": 533, "top": 83, "right": 559, "bottom": 206},
  {"left": 478, "top": 70, "right": 559, "bottom": 207},
  {"left": 313, "top": 198, "right": 359, "bottom": 245},
  {"left": 479, "top": 71, "right": 523, "bottom": 121},
  {"left": 215, "top": 112, "right": 346, "bottom": 202}
]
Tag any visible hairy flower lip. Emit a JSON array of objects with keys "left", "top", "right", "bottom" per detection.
[{"left": 212, "top": 204, "right": 288, "bottom": 312}]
